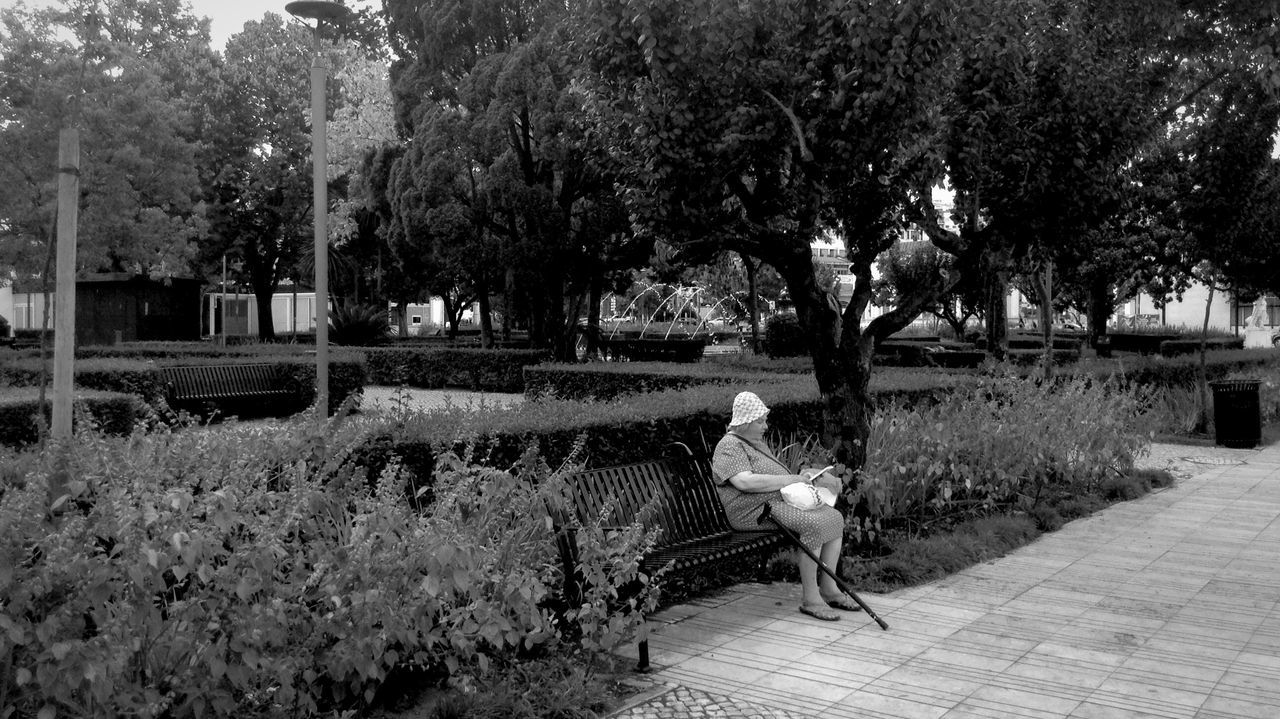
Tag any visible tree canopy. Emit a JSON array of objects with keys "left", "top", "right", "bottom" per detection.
[{"left": 0, "top": 0, "right": 214, "bottom": 282}]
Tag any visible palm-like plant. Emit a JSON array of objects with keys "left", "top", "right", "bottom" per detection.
[{"left": 329, "top": 302, "right": 391, "bottom": 346}]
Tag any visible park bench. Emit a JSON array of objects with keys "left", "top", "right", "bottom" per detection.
[
  {"left": 161, "top": 363, "right": 305, "bottom": 414},
  {"left": 553, "top": 454, "right": 788, "bottom": 670}
]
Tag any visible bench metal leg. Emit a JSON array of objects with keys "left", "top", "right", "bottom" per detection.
[
  {"left": 759, "top": 504, "right": 889, "bottom": 630},
  {"left": 637, "top": 637, "right": 650, "bottom": 672}
]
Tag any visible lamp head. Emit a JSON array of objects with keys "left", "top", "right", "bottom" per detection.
[{"left": 284, "top": 1, "right": 349, "bottom": 22}]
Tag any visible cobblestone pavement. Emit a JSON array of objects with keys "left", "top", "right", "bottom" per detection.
[
  {"left": 609, "top": 685, "right": 812, "bottom": 719},
  {"left": 604, "top": 440, "right": 1280, "bottom": 719}
]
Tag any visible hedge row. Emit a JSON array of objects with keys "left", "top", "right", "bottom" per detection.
[
  {"left": 524, "top": 361, "right": 770, "bottom": 401},
  {"left": 358, "top": 371, "right": 979, "bottom": 485},
  {"left": 364, "top": 347, "right": 549, "bottom": 392},
  {"left": 1089, "top": 347, "right": 1279, "bottom": 388},
  {"left": 1158, "top": 337, "right": 1245, "bottom": 357},
  {"left": 0, "top": 355, "right": 367, "bottom": 420},
  {"left": 0, "top": 390, "right": 151, "bottom": 447}
]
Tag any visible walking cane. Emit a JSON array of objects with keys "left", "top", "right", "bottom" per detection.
[{"left": 758, "top": 503, "right": 889, "bottom": 630}]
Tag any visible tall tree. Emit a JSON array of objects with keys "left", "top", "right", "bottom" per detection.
[
  {"left": 0, "top": 0, "right": 213, "bottom": 282},
  {"left": 384, "top": 0, "right": 638, "bottom": 355},
  {"left": 928, "top": 0, "right": 1280, "bottom": 363},
  {"left": 199, "top": 14, "right": 322, "bottom": 340},
  {"left": 583, "top": 0, "right": 981, "bottom": 472}
]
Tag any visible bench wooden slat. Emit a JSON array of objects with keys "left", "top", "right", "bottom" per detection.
[
  {"left": 162, "top": 364, "right": 300, "bottom": 405},
  {"left": 557, "top": 455, "right": 787, "bottom": 670}
]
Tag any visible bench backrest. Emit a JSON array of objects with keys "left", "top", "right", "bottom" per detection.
[
  {"left": 162, "top": 363, "right": 288, "bottom": 397},
  {"left": 564, "top": 456, "right": 733, "bottom": 547}
]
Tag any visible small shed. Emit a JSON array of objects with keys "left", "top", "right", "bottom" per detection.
[{"left": 75, "top": 273, "right": 204, "bottom": 345}]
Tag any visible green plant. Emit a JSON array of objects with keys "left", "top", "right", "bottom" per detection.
[
  {"left": 0, "top": 414, "right": 653, "bottom": 718},
  {"left": 330, "top": 303, "right": 391, "bottom": 346},
  {"left": 853, "top": 370, "right": 1146, "bottom": 535}
]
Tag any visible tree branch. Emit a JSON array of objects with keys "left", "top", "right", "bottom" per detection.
[{"left": 762, "top": 89, "right": 813, "bottom": 163}]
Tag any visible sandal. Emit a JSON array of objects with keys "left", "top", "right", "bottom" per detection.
[
  {"left": 799, "top": 604, "right": 841, "bottom": 622},
  {"left": 821, "top": 594, "right": 863, "bottom": 612}
]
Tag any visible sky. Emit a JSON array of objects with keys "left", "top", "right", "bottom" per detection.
[{"left": 7, "top": 0, "right": 300, "bottom": 50}]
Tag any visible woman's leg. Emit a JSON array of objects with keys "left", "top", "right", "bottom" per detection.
[
  {"left": 798, "top": 548, "right": 823, "bottom": 606},
  {"left": 817, "top": 535, "right": 844, "bottom": 597}
]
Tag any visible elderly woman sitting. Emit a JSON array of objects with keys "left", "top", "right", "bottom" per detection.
[{"left": 711, "top": 391, "right": 858, "bottom": 621}]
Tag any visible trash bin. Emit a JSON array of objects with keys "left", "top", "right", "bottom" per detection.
[{"left": 1209, "top": 379, "right": 1262, "bottom": 448}]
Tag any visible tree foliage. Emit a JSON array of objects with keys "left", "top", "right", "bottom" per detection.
[
  {"left": 0, "top": 0, "right": 214, "bottom": 282},
  {"left": 198, "top": 14, "right": 329, "bottom": 339},
  {"left": 582, "top": 0, "right": 979, "bottom": 469},
  {"left": 383, "top": 0, "right": 638, "bottom": 353}
]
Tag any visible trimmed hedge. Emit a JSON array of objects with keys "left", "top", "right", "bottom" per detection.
[
  {"left": 524, "top": 362, "right": 767, "bottom": 401},
  {"left": 0, "top": 355, "right": 366, "bottom": 417},
  {"left": 1007, "top": 335, "right": 1083, "bottom": 351},
  {"left": 1159, "top": 336, "right": 1245, "bottom": 357},
  {"left": 1088, "top": 348, "right": 1277, "bottom": 388},
  {"left": 359, "top": 371, "right": 979, "bottom": 486},
  {"left": 364, "top": 347, "right": 548, "bottom": 392},
  {"left": 0, "top": 390, "right": 151, "bottom": 447},
  {"left": 1007, "top": 348, "right": 1082, "bottom": 365},
  {"left": 0, "top": 358, "right": 168, "bottom": 401},
  {"left": 1106, "top": 332, "right": 1181, "bottom": 354}
]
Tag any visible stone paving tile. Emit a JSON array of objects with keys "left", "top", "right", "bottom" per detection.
[{"left": 606, "top": 442, "right": 1280, "bottom": 719}]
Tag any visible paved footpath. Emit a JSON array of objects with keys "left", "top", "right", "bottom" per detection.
[{"left": 607, "top": 441, "right": 1280, "bottom": 719}]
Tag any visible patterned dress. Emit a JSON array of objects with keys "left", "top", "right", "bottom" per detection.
[{"left": 711, "top": 432, "right": 844, "bottom": 548}]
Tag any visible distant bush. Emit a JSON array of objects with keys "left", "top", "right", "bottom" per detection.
[{"left": 762, "top": 313, "right": 806, "bottom": 358}]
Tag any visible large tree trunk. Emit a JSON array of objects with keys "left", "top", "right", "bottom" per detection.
[
  {"left": 477, "top": 275, "right": 494, "bottom": 349},
  {"left": 742, "top": 253, "right": 760, "bottom": 352},
  {"left": 1086, "top": 276, "right": 1111, "bottom": 348},
  {"left": 585, "top": 274, "right": 603, "bottom": 360},
  {"left": 1034, "top": 259, "right": 1055, "bottom": 380},
  {"left": 501, "top": 267, "right": 515, "bottom": 342},
  {"left": 984, "top": 270, "right": 1008, "bottom": 360},
  {"left": 777, "top": 252, "right": 871, "bottom": 476},
  {"left": 253, "top": 283, "right": 276, "bottom": 340}
]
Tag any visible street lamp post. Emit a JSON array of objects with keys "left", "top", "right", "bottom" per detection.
[{"left": 285, "top": 1, "right": 347, "bottom": 421}]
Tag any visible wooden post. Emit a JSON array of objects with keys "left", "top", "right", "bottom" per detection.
[
  {"left": 52, "top": 128, "right": 79, "bottom": 441},
  {"left": 49, "top": 127, "right": 79, "bottom": 508}
]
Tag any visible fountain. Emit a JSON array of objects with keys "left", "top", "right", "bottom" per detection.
[
  {"left": 605, "top": 284, "right": 662, "bottom": 339},
  {"left": 587, "top": 281, "right": 745, "bottom": 361}
]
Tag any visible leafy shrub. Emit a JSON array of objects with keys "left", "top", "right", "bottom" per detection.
[
  {"left": 0, "top": 417, "right": 653, "bottom": 718},
  {"left": 330, "top": 303, "right": 391, "bottom": 346},
  {"left": 762, "top": 313, "right": 806, "bottom": 358},
  {"left": 853, "top": 371, "right": 1147, "bottom": 533},
  {"left": 420, "top": 654, "right": 629, "bottom": 719}
]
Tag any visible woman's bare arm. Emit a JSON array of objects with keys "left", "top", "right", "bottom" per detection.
[{"left": 728, "top": 471, "right": 804, "bottom": 493}]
